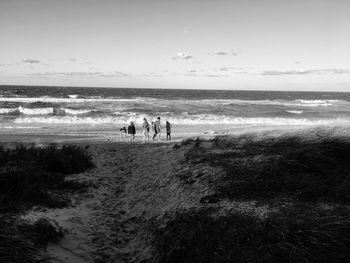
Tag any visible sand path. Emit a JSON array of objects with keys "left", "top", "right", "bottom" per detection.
[
  {"left": 20, "top": 140, "right": 274, "bottom": 262},
  {"left": 20, "top": 143, "right": 134, "bottom": 262},
  {"left": 21, "top": 141, "right": 195, "bottom": 263}
]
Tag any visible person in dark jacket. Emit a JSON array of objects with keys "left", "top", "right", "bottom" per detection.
[{"left": 127, "top": 121, "right": 136, "bottom": 141}]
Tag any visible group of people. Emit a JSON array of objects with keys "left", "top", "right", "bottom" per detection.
[{"left": 120, "top": 117, "right": 172, "bottom": 142}]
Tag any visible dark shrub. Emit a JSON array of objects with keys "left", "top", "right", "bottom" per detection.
[
  {"left": 182, "top": 137, "right": 350, "bottom": 202},
  {"left": 0, "top": 144, "right": 94, "bottom": 210},
  {"left": 152, "top": 208, "right": 350, "bottom": 263}
]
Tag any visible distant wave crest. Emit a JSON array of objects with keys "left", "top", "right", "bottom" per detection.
[
  {"left": 286, "top": 110, "right": 303, "bottom": 114},
  {"left": 0, "top": 107, "right": 93, "bottom": 116},
  {"left": 0, "top": 96, "right": 347, "bottom": 107}
]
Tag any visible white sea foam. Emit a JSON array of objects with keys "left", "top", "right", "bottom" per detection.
[
  {"left": 219, "top": 99, "right": 343, "bottom": 107},
  {"left": 13, "top": 115, "right": 350, "bottom": 126},
  {"left": 0, "top": 108, "right": 16, "bottom": 114},
  {"left": 0, "top": 107, "right": 93, "bottom": 116},
  {"left": 18, "top": 106, "right": 53, "bottom": 115},
  {"left": 0, "top": 96, "right": 346, "bottom": 107},
  {"left": 286, "top": 110, "right": 303, "bottom": 114},
  {"left": 0, "top": 96, "right": 148, "bottom": 103},
  {"left": 64, "top": 108, "right": 92, "bottom": 115}
]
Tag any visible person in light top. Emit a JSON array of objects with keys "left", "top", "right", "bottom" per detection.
[
  {"left": 142, "top": 118, "right": 150, "bottom": 142},
  {"left": 153, "top": 117, "right": 161, "bottom": 141}
]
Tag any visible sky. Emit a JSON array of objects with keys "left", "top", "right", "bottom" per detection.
[{"left": 0, "top": 0, "right": 350, "bottom": 91}]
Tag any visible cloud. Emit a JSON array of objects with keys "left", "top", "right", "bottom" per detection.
[
  {"left": 261, "top": 69, "right": 350, "bottom": 75},
  {"left": 22, "top": 58, "right": 41, "bottom": 64},
  {"left": 0, "top": 63, "right": 14, "bottom": 67},
  {"left": 217, "top": 67, "right": 245, "bottom": 72},
  {"left": 208, "top": 50, "right": 238, "bottom": 56},
  {"left": 173, "top": 52, "right": 194, "bottom": 60},
  {"left": 138, "top": 72, "right": 163, "bottom": 77},
  {"left": 204, "top": 74, "right": 227, "bottom": 78},
  {"left": 100, "top": 71, "right": 130, "bottom": 77},
  {"left": 31, "top": 71, "right": 130, "bottom": 78}
]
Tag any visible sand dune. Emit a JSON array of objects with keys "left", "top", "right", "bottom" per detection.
[{"left": 17, "top": 127, "right": 350, "bottom": 262}]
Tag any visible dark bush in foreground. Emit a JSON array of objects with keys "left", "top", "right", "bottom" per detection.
[
  {"left": 0, "top": 145, "right": 93, "bottom": 262},
  {"left": 0, "top": 144, "right": 94, "bottom": 174},
  {"left": 0, "top": 216, "right": 64, "bottom": 263},
  {"left": 17, "top": 218, "right": 64, "bottom": 246},
  {"left": 183, "top": 136, "right": 350, "bottom": 202},
  {"left": 0, "top": 216, "right": 42, "bottom": 263},
  {"left": 0, "top": 144, "right": 94, "bottom": 210},
  {"left": 152, "top": 208, "right": 350, "bottom": 263}
]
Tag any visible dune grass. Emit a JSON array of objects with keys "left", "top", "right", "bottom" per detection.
[
  {"left": 0, "top": 144, "right": 94, "bottom": 262},
  {"left": 0, "top": 144, "right": 94, "bottom": 210},
  {"left": 181, "top": 135, "right": 350, "bottom": 202},
  {"left": 152, "top": 207, "right": 350, "bottom": 263},
  {"left": 154, "top": 133, "right": 350, "bottom": 262}
]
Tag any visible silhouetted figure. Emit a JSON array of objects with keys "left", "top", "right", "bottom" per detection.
[
  {"left": 127, "top": 122, "right": 136, "bottom": 141},
  {"left": 166, "top": 121, "right": 172, "bottom": 141}
]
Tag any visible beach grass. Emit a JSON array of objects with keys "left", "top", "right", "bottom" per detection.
[
  {"left": 152, "top": 206, "right": 350, "bottom": 263},
  {"left": 0, "top": 145, "right": 94, "bottom": 210},
  {"left": 150, "top": 133, "right": 350, "bottom": 262},
  {"left": 0, "top": 144, "right": 94, "bottom": 262},
  {"left": 1, "top": 130, "right": 350, "bottom": 262},
  {"left": 180, "top": 134, "right": 350, "bottom": 202}
]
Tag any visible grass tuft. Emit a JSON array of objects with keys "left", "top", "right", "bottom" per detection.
[
  {"left": 0, "top": 144, "right": 94, "bottom": 210},
  {"left": 0, "top": 144, "right": 94, "bottom": 262},
  {"left": 182, "top": 136, "right": 350, "bottom": 202},
  {"left": 152, "top": 208, "right": 350, "bottom": 263}
]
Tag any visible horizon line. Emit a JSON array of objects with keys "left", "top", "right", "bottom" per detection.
[{"left": 1, "top": 84, "right": 350, "bottom": 93}]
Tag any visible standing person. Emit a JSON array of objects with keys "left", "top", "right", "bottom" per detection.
[
  {"left": 166, "top": 121, "right": 172, "bottom": 141},
  {"left": 154, "top": 117, "right": 161, "bottom": 141},
  {"left": 127, "top": 121, "right": 136, "bottom": 141},
  {"left": 142, "top": 118, "right": 150, "bottom": 142},
  {"left": 151, "top": 121, "right": 156, "bottom": 140}
]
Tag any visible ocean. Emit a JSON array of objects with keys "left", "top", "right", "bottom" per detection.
[{"left": 1, "top": 85, "right": 350, "bottom": 140}]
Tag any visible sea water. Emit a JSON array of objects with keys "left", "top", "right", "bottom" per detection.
[{"left": 1, "top": 86, "right": 350, "bottom": 140}]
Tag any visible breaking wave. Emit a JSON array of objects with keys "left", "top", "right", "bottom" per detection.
[
  {"left": 0, "top": 96, "right": 347, "bottom": 107},
  {"left": 13, "top": 115, "right": 350, "bottom": 126},
  {"left": 286, "top": 110, "right": 303, "bottom": 114},
  {"left": 0, "top": 107, "right": 93, "bottom": 116},
  {"left": 0, "top": 96, "right": 148, "bottom": 103}
]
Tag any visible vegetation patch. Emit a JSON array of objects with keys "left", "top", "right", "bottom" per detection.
[
  {"left": 162, "top": 135, "right": 350, "bottom": 262},
  {"left": 0, "top": 144, "right": 94, "bottom": 262},
  {"left": 152, "top": 207, "right": 350, "bottom": 263},
  {"left": 180, "top": 135, "right": 350, "bottom": 203},
  {"left": 0, "top": 145, "right": 94, "bottom": 210}
]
